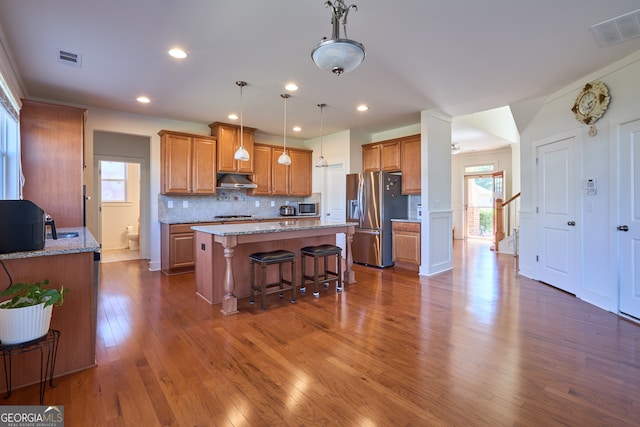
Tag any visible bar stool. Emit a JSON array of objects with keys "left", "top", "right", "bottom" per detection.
[
  {"left": 249, "top": 250, "right": 296, "bottom": 310},
  {"left": 300, "top": 244, "right": 342, "bottom": 298}
]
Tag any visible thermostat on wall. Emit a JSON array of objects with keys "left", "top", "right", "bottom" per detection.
[{"left": 584, "top": 178, "right": 597, "bottom": 195}]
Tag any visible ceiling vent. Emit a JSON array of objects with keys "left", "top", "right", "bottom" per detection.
[
  {"left": 57, "top": 49, "right": 82, "bottom": 67},
  {"left": 591, "top": 9, "right": 640, "bottom": 47}
]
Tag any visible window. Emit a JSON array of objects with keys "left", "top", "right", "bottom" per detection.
[
  {"left": 101, "top": 161, "right": 127, "bottom": 202},
  {"left": 0, "top": 102, "right": 19, "bottom": 200},
  {"left": 465, "top": 164, "right": 494, "bottom": 173}
]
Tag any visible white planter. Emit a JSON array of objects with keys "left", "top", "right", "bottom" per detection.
[{"left": 0, "top": 302, "right": 53, "bottom": 345}]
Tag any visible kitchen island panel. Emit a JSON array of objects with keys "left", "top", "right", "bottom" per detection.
[{"left": 0, "top": 251, "right": 96, "bottom": 393}]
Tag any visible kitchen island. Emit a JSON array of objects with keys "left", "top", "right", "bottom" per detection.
[
  {"left": 0, "top": 227, "right": 100, "bottom": 393},
  {"left": 192, "top": 219, "right": 356, "bottom": 315}
]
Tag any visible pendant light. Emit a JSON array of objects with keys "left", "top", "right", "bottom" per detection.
[
  {"left": 278, "top": 94, "right": 292, "bottom": 165},
  {"left": 315, "top": 103, "right": 328, "bottom": 167},
  {"left": 311, "top": 0, "right": 365, "bottom": 76},
  {"left": 233, "top": 81, "right": 250, "bottom": 161}
]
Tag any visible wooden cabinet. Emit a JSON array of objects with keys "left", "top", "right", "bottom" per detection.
[
  {"left": 401, "top": 135, "right": 421, "bottom": 194},
  {"left": 161, "top": 223, "right": 213, "bottom": 275},
  {"left": 392, "top": 221, "right": 421, "bottom": 271},
  {"left": 249, "top": 144, "right": 273, "bottom": 195},
  {"left": 362, "top": 144, "right": 381, "bottom": 172},
  {"left": 20, "top": 99, "right": 86, "bottom": 227},
  {"left": 289, "top": 148, "right": 312, "bottom": 196},
  {"left": 249, "top": 143, "right": 312, "bottom": 196},
  {"left": 208, "top": 122, "right": 256, "bottom": 174},
  {"left": 363, "top": 135, "right": 421, "bottom": 194},
  {"left": 159, "top": 130, "right": 217, "bottom": 195},
  {"left": 362, "top": 140, "right": 401, "bottom": 172}
]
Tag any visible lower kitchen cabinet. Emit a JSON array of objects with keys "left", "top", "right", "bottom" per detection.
[
  {"left": 161, "top": 223, "right": 212, "bottom": 275},
  {"left": 392, "top": 221, "right": 421, "bottom": 271}
]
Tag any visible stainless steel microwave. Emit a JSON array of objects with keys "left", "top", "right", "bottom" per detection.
[{"left": 297, "top": 202, "right": 318, "bottom": 216}]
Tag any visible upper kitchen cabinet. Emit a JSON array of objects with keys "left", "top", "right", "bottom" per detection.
[
  {"left": 362, "top": 140, "right": 401, "bottom": 172},
  {"left": 208, "top": 122, "right": 256, "bottom": 174},
  {"left": 288, "top": 148, "right": 312, "bottom": 196},
  {"left": 20, "top": 99, "right": 86, "bottom": 227},
  {"left": 400, "top": 135, "right": 421, "bottom": 194},
  {"left": 249, "top": 143, "right": 312, "bottom": 196},
  {"left": 159, "top": 130, "right": 217, "bottom": 195},
  {"left": 249, "top": 143, "right": 273, "bottom": 195}
]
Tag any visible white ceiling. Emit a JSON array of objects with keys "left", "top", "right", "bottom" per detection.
[{"left": 1, "top": 1, "right": 639, "bottom": 154}]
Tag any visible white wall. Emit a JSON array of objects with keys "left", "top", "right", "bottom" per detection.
[{"left": 519, "top": 49, "right": 640, "bottom": 312}]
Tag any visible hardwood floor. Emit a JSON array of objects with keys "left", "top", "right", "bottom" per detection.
[{"left": 4, "top": 239, "right": 640, "bottom": 426}]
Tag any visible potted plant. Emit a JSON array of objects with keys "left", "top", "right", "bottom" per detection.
[{"left": 0, "top": 279, "right": 68, "bottom": 345}]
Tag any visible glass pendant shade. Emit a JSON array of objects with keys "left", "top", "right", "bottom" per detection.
[
  {"left": 311, "top": 39, "right": 365, "bottom": 76},
  {"left": 278, "top": 151, "right": 292, "bottom": 165},
  {"left": 233, "top": 81, "right": 250, "bottom": 161},
  {"left": 234, "top": 146, "right": 250, "bottom": 161}
]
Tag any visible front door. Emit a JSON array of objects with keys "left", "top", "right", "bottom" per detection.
[
  {"left": 618, "top": 119, "right": 640, "bottom": 319},
  {"left": 536, "top": 136, "right": 578, "bottom": 295}
]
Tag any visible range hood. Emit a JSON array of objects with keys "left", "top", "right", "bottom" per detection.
[{"left": 217, "top": 173, "right": 257, "bottom": 189}]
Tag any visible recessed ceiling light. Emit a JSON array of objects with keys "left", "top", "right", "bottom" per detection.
[
  {"left": 357, "top": 104, "right": 368, "bottom": 112},
  {"left": 137, "top": 96, "right": 151, "bottom": 103},
  {"left": 293, "top": 126, "right": 302, "bottom": 132},
  {"left": 285, "top": 83, "right": 298, "bottom": 91},
  {"left": 168, "top": 48, "right": 187, "bottom": 59},
  {"left": 228, "top": 113, "right": 238, "bottom": 120}
]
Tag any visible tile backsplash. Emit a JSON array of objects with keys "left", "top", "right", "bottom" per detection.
[{"left": 158, "top": 191, "right": 320, "bottom": 222}]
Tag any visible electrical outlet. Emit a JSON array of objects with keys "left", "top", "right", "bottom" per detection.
[
  {"left": 270, "top": 201, "right": 275, "bottom": 207},
  {"left": 183, "top": 200, "right": 188, "bottom": 208},
  {"left": 168, "top": 201, "right": 173, "bottom": 208},
  {"left": 285, "top": 201, "right": 289, "bottom": 205},
  {"left": 255, "top": 200, "right": 260, "bottom": 207}
]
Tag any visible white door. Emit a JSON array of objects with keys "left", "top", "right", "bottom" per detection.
[
  {"left": 536, "top": 136, "right": 578, "bottom": 295},
  {"left": 325, "top": 164, "right": 345, "bottom": 222},
  {"left": 618, "top": 119, "right": 640, "bottom": 318},
  {"left": 325, "top": 163, "right": 346, "bottom": 248}
]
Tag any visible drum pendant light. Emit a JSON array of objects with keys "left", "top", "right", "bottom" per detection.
[
  {"left": 278, "top": 94, "right": 292, "bottom": 165},
  {"left": 233, "top": 81, "right": 250, "bottom": 161}
]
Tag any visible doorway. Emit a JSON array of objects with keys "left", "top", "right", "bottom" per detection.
[
  {"left": 93, "top": 130, "right": 150, "bottom": 262},
  {"left": 464, "top": 174, "right": 494, "bottom": 239},
  {"left": 98, "top": 160, "right": 141, "bottom": 262}
]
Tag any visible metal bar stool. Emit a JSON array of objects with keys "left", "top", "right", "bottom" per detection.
[
  {"left": 249, "top": 250, "right": 296, "bottom": 310},
  {"left": 300, "top": 244, "right": 342, "bottom": 298}
]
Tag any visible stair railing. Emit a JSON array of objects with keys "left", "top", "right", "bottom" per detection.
[{"left": 494, "top": 192, "right": 520, "bottom": 253}]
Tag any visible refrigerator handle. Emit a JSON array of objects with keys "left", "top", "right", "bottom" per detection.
[{"left": 357, "top": 176, "right": 364, "bottom": 224}]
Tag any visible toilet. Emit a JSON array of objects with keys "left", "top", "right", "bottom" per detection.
[{"left": 126, "top": 225, "right": 139, "bottom": 250}]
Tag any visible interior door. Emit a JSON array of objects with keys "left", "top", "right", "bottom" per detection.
[
  {"left": 536, "top": 136, "right": 578, "bottom": 295},
  {"left": 618, "top": 119, "right": 640, "bottom": 318}
]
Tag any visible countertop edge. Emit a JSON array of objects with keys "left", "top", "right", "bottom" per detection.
[{"left": 0, "top": 227, "right": 100, "bottom": 260}]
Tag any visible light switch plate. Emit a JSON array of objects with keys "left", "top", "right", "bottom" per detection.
[
  {"left": 255, "top": 200, "right": 260, "bottom": 207},
  {"left": 168, "top": 201, "right": 173, "bottom": 208},
  {"left": 183, "top": 200, "right": 188, "bottom": 208}
]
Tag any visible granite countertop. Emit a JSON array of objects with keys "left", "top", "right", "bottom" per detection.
[
  {"left": 160, "top": 215, "right": 320, "bottom": 225},
  {"left": 0, "top": 227, "right": 100, "bottom": 260},
  {"left": 391, "top": 218, "right": 422, "bottom": 223},
  {"left": 192, "top": 219, "right": 356, "bottom": 236}
]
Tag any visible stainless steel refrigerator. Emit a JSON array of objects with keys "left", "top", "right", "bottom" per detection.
[{"left": 346, "top": 172, "right": 408, "bottom": 267}]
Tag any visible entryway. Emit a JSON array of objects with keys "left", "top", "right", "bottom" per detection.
[
  {"left": 464, "top": 174, "right": 494, "bottom": 239},
  {"left": 93, "top": 130, "right": 151, "bottom": 262}
]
